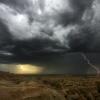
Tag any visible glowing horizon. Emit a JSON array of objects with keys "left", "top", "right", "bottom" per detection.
[{"left": 14, "top": 64, "right": 44, "bottom": 74}]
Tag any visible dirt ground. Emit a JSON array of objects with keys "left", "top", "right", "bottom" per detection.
[{"left": 0, "top": 72, "right": 100, "bottom": 100}]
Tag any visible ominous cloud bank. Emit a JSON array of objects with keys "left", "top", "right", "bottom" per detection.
[
  {"left": 0, "top": 0, "right": 99, "bottom": 59},
  {"left": 0, "top": 0, "right": 100, "bottom": 74}
]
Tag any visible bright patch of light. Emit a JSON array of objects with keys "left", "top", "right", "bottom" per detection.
[
  {"left": 31, "top": 0, "right": 72, "bottom": 16},
  {"left": 16, "top": 14, "right": 25, "bottom": 23},
  {"left": 15, "top": 64, "right": 44, "bottom": 74},
  {"left": 37, "top": 9, "right": 42, "bottom": 15},
  {"left": 44, "top": 0, "right": 72, "bottom": 14}
]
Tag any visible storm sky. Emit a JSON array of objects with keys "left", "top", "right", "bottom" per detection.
[{"left": 0, "top": 0, "right": 100, "bottom": 74}]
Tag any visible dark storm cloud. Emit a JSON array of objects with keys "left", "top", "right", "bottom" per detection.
[
  {"left": 0, "top": 0, "right": 96, "bottom": 55},
  {"left": 57, "top": 0, "right": 93, "bottom": 26},
  {"left": 0, "top": 0, "right": 99, "bottom": 75},
  {"left": 0, "top": 20, "right": 13, "bottom": 51},
  {"left": 67, "top": 24, "right": 95, "bottom": 52},
  {"left": 0, "top": 0, "right": 29, "bottom": 10}
]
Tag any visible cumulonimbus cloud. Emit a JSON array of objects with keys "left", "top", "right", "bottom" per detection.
[{"left": 0, "top": 0, "right": 100, "bottom": 57}]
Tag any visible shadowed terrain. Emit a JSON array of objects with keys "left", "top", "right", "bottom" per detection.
[{"left": 0, "top": 72, "right": 100, "bottom": 100}]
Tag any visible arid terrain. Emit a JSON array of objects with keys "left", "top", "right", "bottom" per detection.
[{"left": 0, "top": 72, "right": 100, "bottom": 100}]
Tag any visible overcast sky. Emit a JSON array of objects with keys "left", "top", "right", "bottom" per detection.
[{"left": 0, "top": 0, "right": 100, "bottom": 74}]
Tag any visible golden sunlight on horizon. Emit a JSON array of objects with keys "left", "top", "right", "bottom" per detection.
[{"left": 14, "top": 64, "right": 44, "bottom": 74}]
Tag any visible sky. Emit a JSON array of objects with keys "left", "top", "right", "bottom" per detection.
[{"left": 0, "top": 0, "right": 100, "bottom": 74}]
